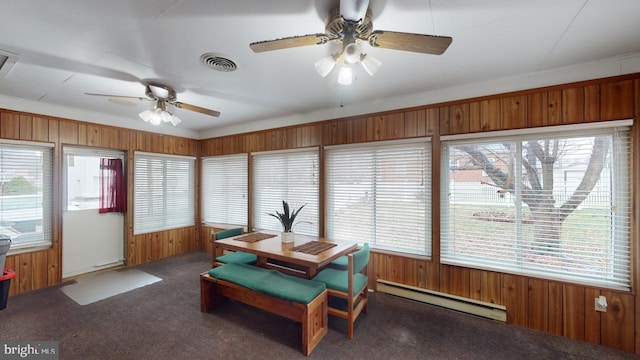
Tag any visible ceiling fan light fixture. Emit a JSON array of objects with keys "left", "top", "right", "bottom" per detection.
[
  {"left": 147, "top": 109, "right": 163, "bottom": 126},
  {"left": 169, "top": 114, "right": 182, "bottom": 126},
  {"left": 87, "top": 83, "right": 220, "bottom": 125},
  {"left": 249, "top": 0, "right": 452, "bottom": 86},
  {"left": 137, "top": 100, "right": 181, "bottom": 126},
  {"left": 343, "top": 43, "right": 361, "bottom": 65},
  {"left": 337, "top": 65, "right": 353, "bottom": 85},
  {"left": 139, "top": 109, "right": 154, "bottom": 123},
  {"left": 360, "top": 54, "right": 381, "bottom": 76},
  {"left": 315, "top": 55, "right": 337, "bottom": 77},
  {"left": 315, "top": 43, "right": 380, "bottom": 85},
  {"left": 160, "top": 110, "right": 173, "bottom": 123}
]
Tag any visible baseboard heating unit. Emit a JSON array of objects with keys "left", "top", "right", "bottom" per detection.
[{"left": 376, "top": 279, "right": 507, "bottom": 322}]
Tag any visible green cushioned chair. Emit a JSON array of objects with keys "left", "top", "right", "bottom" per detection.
[
  {"left": 211, "top": 227, "right": 257, "bottom": 267},
  {"left": 328, "top": 243, "right": 369, "bottom": 270},
  {"left": 327, "top": 253, "right": 349, "bottom": 270},
  {"left": 313, "top": 243, "right": 369, "bottom": 339}
]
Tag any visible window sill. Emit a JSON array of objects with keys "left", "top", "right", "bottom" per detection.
[
  {"left": 6, "top": 242, "right": 52, "bottom": 256},
  {"left": 370, "top": 247, "right": 432, "bottom": 262}
]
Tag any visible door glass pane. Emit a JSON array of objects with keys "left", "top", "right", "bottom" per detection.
[{"left": 66, "top": 155, "right": 100, "bottom": 211}]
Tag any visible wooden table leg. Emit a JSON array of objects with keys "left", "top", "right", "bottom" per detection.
[{"left": 256, "top": 256, "right": 268, "bottom": 268}]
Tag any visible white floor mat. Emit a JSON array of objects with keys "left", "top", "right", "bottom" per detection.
[{"left": 60, "top": 269, "right": 162, "bottom": 305}]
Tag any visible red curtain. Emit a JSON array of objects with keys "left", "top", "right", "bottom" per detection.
[{"left": 99, "top": 158, "right": 126, "bottom": 214}]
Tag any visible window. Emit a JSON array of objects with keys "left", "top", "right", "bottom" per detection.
[
  {"left": 0, "top": 141, "right": 53, "bottom": 253},
  {"left": 202, "top": 154, "right": 248, "bottom": 227},
  {"left": 326, "top": 139, "right": 431, "bottom": 255},
  {"left": 134, "top": 152, "right": 195, "bottom": 235},
  {"left": 253, "top": 149, "right": 319, "bottom": 236},
  {"left": 441, "top": 121, "right": 631, "bottom": 290},
  {"left": 64, "top": 148, "right": 125, "bottom": 211},
  {"left": 65, "top": 156, "right": 100, "bottom": 210}
]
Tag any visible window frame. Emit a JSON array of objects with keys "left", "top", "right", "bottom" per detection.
[
  {"left": 252, "top": 148, "right": 319, "bottom": 236},
  {"left": 201, "top": 153, "right": 248, "bottom": 228},
  {"left": 440, "top": 120, "right": 632, "bottom": 290},
  {"left": 1, "top": 140, "right": 54, "bottom": 255},
  {"left": 63, "top": 147, "right": 125, "bottom": 212},
  {"left": 325, "top": 138, "right": 432, "bottom": 256},
  {"left": 133, "top": 152, "right": 195, "bottom": 235}
]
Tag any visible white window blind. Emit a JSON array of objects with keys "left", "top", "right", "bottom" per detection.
[
  {"left": 202, "top": 154, "right": 248, "bottom": 227},
  {"left": 441, "top": 124, "right": 631, "bottom": 290},
  {"left": 134, "top": 152, "right": 194, "bottom": 235},
  {"left": 0, "top": 141, "right": 53, "bottom": 252},
  {"left": 326, "top": 139, "right": 431, "bottom": 255},
  {"left": 253, "top": 149, "right": 319, "bottom": 236}
]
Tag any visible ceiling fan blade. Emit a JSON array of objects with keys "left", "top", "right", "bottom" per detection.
[
  {"left": 84, "top": 92, "right": 149, "bottom": 101},
  {"left": 367, "top": 30, "right": 452, "bottom": 55},
  {"left": 172, "top": 102, "right": 220, "bottom": 118},
  {"left": 250, "top": 34, "right": 331, "bottom": 53}
]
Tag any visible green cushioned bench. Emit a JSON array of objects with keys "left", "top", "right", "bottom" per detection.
[{"left": 200, "top": 263, "right": 328, "bottom": 356}]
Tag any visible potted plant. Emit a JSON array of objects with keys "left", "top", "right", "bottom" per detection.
[{"left": 268, "top": 200, "right": 306, "bottom": 243}]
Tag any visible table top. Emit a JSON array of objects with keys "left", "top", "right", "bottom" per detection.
[{"left": 215, "top": 231, "right": 358, "bottom": 270}]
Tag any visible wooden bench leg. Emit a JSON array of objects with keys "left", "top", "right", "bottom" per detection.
[
  {"left": 302, "top": 290, "right": 328, "bottom": 356},
  {"left": 200, "top": 273, "right": 224, "bottom": 312}
]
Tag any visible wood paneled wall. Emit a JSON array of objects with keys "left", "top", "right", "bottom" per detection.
[
  {"left": 0, "top": 112, "right": 201, "bottom": 297},
  {"left": 200, "top": 74, "right": 640, "bottom": 354},
  {"left": 1, "top": 73, "right": 638, "bottom": 354}
]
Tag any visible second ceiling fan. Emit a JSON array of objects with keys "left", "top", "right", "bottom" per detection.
[
  {"left": 249, "top": 0, "right": 452, "bottom": 85},
  {"left": 86, "top": 83, "right": 220, "bottom": 126}
]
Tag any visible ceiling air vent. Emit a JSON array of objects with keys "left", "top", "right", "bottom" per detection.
[
  {"left": 200, "top": 53, "right": 237, "bottom": 72},
  {"left": 0, "top": 49, "right": 19, "bottom": 78}
]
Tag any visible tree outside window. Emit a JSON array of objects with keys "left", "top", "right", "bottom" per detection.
[{"left": 442, "top": 128, "right": 630, "bottom": 290}]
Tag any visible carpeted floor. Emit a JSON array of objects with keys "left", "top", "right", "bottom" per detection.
[{"left": 0, "top": 251, "right": 636, "bottom": 359}]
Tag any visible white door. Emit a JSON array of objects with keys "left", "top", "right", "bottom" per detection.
[{"left": 62, "top": 148, "right": 125, "bottom": 279}]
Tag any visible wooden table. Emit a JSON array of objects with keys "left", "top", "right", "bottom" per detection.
[{"left": 214, "top": 231, "right": 358, "bottom": 279}]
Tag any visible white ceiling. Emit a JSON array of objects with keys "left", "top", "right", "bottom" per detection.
[{"left": 0, "top": 0, "right": 639, "bottom": 140}]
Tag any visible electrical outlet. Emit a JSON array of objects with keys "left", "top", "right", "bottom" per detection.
[{"left": 594, "top": 297, "right": 607, "bottom": 312}]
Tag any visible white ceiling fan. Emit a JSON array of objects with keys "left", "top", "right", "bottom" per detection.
[
  {"left": 249, "top": 0, "right": 452, "bottom": 85},
  {"left": 85, "top": 83, "right": 220, "bottom": 126}
]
